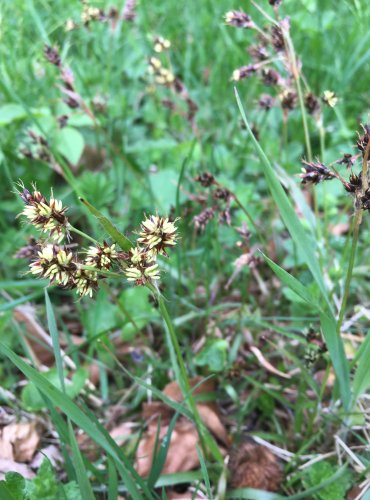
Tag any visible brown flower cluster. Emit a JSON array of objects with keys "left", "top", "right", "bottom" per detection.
[
  {"left": 225, "top": 4, "right": 336, "bottom": 121},
  {"left": 193, "top": 172, "right": 233, "bottom": 231},
  {"left": 299, "top": 124, "right": 370, "bottom": 213}
]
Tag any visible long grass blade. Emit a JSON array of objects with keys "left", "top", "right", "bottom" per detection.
[{"left": 234, "top": 87, "right": 330, "bottom": 312}]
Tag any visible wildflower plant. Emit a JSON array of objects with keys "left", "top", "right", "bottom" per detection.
[{"left": 17, "top": 183, "right": 179, "bottom": 297}]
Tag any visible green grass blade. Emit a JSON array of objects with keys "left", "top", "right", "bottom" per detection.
[
  {"left": 79, "top": 197, "right": 133, "bottom": 251},
  {"left": 261, "top": 253, "right": 322, "bottom": 310},
  {"left": 196, "top": 445, "right": 213, "bottom": 500},
  {"left": 261, "top": 253, "right": 350, "bottom": 407},
  {"left": 353, "top": 332, "right": 370, "bottom": 401},
  {"left": 234, "top": 88, "right": 331, "bottom": 312},
  {"left": 0, "top": 343, "right": 152, "bottom": 500},
  {"left": 108, "top": 458, "right": 118, "bottom": 500},
  {"left": 319, "top": 312, "right": 351, "bottom": 409},
  {"left": 45, "top": 289, "right": 65, "bottom": 392},
  {"left": 147, "top": 412, "right": 179, "bottom": 490},
  {"left": 68, "top": 420, "right": 96, "bottom": 500}
]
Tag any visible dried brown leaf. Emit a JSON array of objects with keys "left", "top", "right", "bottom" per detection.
[{"left": 0, "top": 422, "right": 42, "bottom": 462}]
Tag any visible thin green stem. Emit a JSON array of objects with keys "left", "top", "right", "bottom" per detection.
[
  {"left": 232, "top": 194, "right": 267, "bottom": 246},
  {"left": 336, "top": 140, "right": 370, "bottom": 334},
  {"left": 148, "top": 284, "right": 223, "bottom": 463},
  {"left": 336, "top": 209, "right": 361, "bottom": 335},
  {"left": 283, "top": 32, "right": 312, "bottom": 162},
  {"left": 69, "top": 225, "right": 99, "bottom": 245}
]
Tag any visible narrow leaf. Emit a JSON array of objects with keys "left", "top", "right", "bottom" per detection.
[
  {"left": 79, "top": 198, "right": 133, "bottom": 251},
  {"left": 235, "top": 88, "right": 331, "bottom": 312}
]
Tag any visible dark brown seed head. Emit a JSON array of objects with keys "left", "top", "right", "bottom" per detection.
[
  {"left": 280, "top": 90, "right": 297, "bottom": 111},
  {"left": 224, "top": 10, "right": 255, "bottom": 29},
  {"left": 336, "top": 153, "right": 357, "bottom": 168},
  {"left": 271, "top": 24, "right": 285, "bottom": 52},
  {"left": 248, "top": 45, "right": 269, "bottom": 62},
  {"left": 44, "top": 45, "right": 61, "bottom": 67},
  {"left": 261, "top": 68, "right": 280, "bottom": 86},
  {"left": 195, "top": 172, "right": 215, "bottom": 187},
  {"left": 300, "top": 160, "right": 336, "bottom": 185},
  {"left": 357, "top": 124, "right": 370, "bottom": 157},
  {"left": 304, "top": 92, "right": 320, "bottom": 115},
  {"left": 258, "top": 94, "right": 274, "bottom": 111},
  {"left": 232, "top": 65, "right": 257, "bottom": 81},
  {"left": 343, "top": 172, "right": 362, "bottom": 193}
]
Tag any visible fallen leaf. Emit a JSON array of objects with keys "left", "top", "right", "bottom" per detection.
[
  {"left": 0, "top": 458, "right": 35, "bottom": 480},
  {"left": 0, "top": 422, "right": 41, "bottom": 462},
  {"left": 135, "top": 418, "right": 199, "bottom": 477},
  {"left": 135, "top": 378, "right": 229, "bottom": 477},
  {"left": 30, "top": 445, "right": 63, "bottom": 469}
]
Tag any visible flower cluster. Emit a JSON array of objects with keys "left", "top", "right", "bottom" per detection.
[
  {"left": 124, "top": 215, "right": 179, "bottom": 285},
  {"left": 147, "top": 37, "right": 198, "bottom": 127},
  {"left": 225, "top": 3, "right": 337, "bottom": 125},
  {"left": 192, "top": 173, "right": 233, "bottom": 231},
  {"left": 299, "top": 124, "right": 370, "bottom": 213},
  {"left": 19, "top": 185, "right": 70, "bottom": 242},
  {"left": 17, "top": 183, "right": 179, "bottom": 296}
]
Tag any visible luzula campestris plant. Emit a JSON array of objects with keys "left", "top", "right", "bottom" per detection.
[{"left": 16, "top": 183, "right": 179, "bottom": 297}]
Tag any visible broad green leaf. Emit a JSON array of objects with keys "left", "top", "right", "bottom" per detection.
[
  {"left": 194, "top": 340, "right": 228, "bottom": 372},
  {"left": 79, "top": 198, "right": 133, "bottom": 251},
  {"left": 0, "top": 104, "right": 26, "bottom": 125},
  {"left": 56, "top": 127, "right": 85, "bottom": 165}
]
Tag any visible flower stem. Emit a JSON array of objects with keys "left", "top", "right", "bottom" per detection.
[
  {"left": 69, "top": 225, "right": 99, "bottom": 245},
  {"left": 148, "top": 284, "right": 223, "bottom": 463},
  {"left": 336, "top": 141, "right": 370, "bottom": 334}
]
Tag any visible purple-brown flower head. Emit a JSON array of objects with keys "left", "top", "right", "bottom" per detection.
[
  {"left": 299, "top": 160, "right": 336, "bottom": 185},
  {"left": 232, "top": 65, "right": 257, "bottom": 82},
  {"left": 44, "top": 46, "right": 61, "bottom": 67},
  {"left": 280, "top": 90, "right": 297, "bottom": 111},
  {"left": 304, "top": 92, "right": 320, "bottom": 115},
  {"left": 343, "top": 172, "right": 362, "bottom": 193},
  {"left": 357, "top": 124, "right": 370, "bottom": 158},
  {"left": 336, "top": 153, "right": 357, "bottom": 169},
  {"left": 224, "top": 11, "right": 255, "bottom": 29},
  {"left": 195, "top": 172, "right": 215, "bottom": 187},
  {"left": 261, "top": 68, "right": 280, "bottom": 86},
  {"left": 248, "top": 45, "right": 269, "bottom": 62},
  {"left": 259, "top": 94, "right": 274, "bottom": 111}
]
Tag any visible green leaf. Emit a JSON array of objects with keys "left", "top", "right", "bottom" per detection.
[
  {"left": 194, "top": 340, "right": 228, "bottom": 372},
  {"left": 302, "top": 461, "right": 351, "bottom": 500},
  {"left": 45, "top": 289, "right": 65, "bottom": 393},
  {"left": 353, "top": 332, "right": 370, "bottom": 400},
  {"left": 68, "top": 421, "right": 95, "bottom": 500},
  {"left": 79, "top": 198, "right": 133, "bottom": 252},
  {"left": 56, "top": 127, "right": 85, "bottom": 165},
  {"left": 0, "top": 473, "right": 25, "bottom": 500},
  {"left": 261, "top": 253, "right": 321, "bottom": 310},
  {"left": 234, "top": 88, "right": 331, "bottom": 312},
  {"left": 0, "top": 104, "right": 27, "bottom": 126}
]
